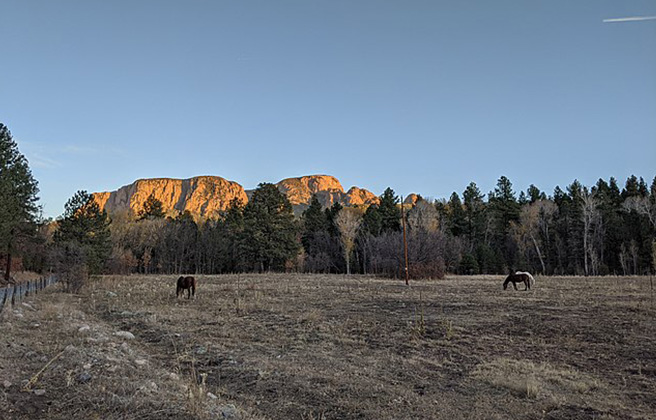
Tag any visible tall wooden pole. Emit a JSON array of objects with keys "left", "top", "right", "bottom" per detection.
[{"left": 401, "top": 196, "right": 409, "bottom": 286}]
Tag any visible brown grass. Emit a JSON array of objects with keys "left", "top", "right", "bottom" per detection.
[{"left": 1, "top": 273, "right": 656, "bottom": 419}]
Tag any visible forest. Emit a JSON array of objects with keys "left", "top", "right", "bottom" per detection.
[{"left": 2, "top": 122, "right": 655, "bottom": 283}]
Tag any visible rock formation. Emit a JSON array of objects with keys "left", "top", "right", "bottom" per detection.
[
  {"left": 93, "top": 174, "right": 380, "bottom": 219},
  {"left": 92, "top": 176, "right": 248, "bottom": 219}
]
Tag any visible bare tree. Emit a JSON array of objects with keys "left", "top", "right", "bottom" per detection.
[
  {"left": 407, "top": 199, "right": 439, "bottom": 233},
  {"left": 511, "top": 199, "right": 555, "bottom": 274},
  {"left": 581, "top": 190, "right": 601, "bottom": 276},
  {"left": 335, "top": 207, "right": 362, "bottom": 275},
  {"left": 623, "top": 196, "right": 656, "bottom": 229}
]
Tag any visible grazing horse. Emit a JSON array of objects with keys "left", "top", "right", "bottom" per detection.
[
  {"left": 503, "top": 272, "right": 534, "bottom": 291},
  {"left": 176, "top": 276, "right": 196, "bottom": 299}
]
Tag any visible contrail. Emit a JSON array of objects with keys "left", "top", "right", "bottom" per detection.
[{"left": 603, "top": 16, "right": 656, "bottom": 23}]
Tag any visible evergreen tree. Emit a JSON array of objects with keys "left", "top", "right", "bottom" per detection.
[
  {"left": 488, "top": 176, "right": 521, "bottom": 269},
  {"left": 55, "top": 190, "right": 111, "bottom": 274},
  {"left": 527, "top": 184, "right": 547, "bottom": 203},
  {"left": 302, "top": 195, "right": 328, "bottom": 249},
  {"left": 361, "top": 204, "right": 383, "bottom": 236},
  {"left": 463, "top": 182, "right": 487, "bottom": 246},
  {"left": 240, "top": 183, "right": 299, "bottom": 271},
  {"left": 0, "top": 123, "right": 40, "bottom": 282},
  {"left": 325, "top": 202, "right": 343, "bottom": 237},
  {"left": 138, "top": 192, "right": 165, "bottom": 220},
  {"left": 378, "top": 187, "right": 401, "bottom": 232},
  {"left": 446, "top": 192, "right": 467, "bottom": 237}
]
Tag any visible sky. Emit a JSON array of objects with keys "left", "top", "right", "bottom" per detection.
[{"left": 1, "top": 0, "right": 655, "bottom": 218}]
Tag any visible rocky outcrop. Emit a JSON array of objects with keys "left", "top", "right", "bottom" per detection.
[
  {"left": 275, "top": 175, "right": 345, "bottom": 207},
  {"left": 93, "top": 174, "right": 381, "bottom": 219},
  {"left": 92, "top": 176, "right": 247, "bottom": 219},
  {"left": 343, "top": 186, "right": 380, "bottom": 207}
]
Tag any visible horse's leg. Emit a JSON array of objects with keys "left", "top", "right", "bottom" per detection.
[
  {"left": 524, "top": 280, "right": 529, "bottom": 291},
  {"left": 513, "top": 282, "right": 518, "bottom": 291}
]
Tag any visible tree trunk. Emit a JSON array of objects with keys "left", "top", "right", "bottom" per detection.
[
  {"left": 530, "top": 234, "right": 546, "bottom": 274},
  {"left": 4, "top": 251, "right": 12, "bottom": 282}
]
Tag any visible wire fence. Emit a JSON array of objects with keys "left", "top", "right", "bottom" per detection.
[{"left": 0, "top": 275, "right": 59, "bottom": 313}]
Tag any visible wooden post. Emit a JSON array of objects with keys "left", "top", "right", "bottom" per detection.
[{"left": 401, "top": 196, "right": 409, "bottom": 286}]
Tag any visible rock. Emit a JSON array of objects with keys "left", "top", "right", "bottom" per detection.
[
  {"left": 33, "top": 389, "right": 46, "bottom": 396},
  {"left": 93, "top": 176, "right": 248, "bottom": 220},
  {"left": 134, "top": 359, "right": 147, "bottom": 366},
  {"left": 77, "top": 372, "right": 92, "bottom": 384},
  {"left": 207, "top": 392, "right": 218, "bottom": 400},
  {"left": 3, "top": 380, "right": 12, "bottom": 389},
  {"left": 114, "top": 331, "right": 135, "bottom": 340},
  {"left": 194, "top": 345, "right": 207, "bottom": 355},
  {"left": 30, "top": 323, "right": 40, "bottom": 328},
  {"left": 21, "top": 302, "right": 37, "bottom": 311},
  {"left": 218, "top": 404, "right": 239, "bottom": 419},
  {"left": 78, "top": 325, "right": 91, "bottom": 333},
  {"left": 168, "top": 372, "right": 180, "bottom": 381},
  {"left": 83, "top": 363, "right": 92, "bottom": 370},
  {"left": 120, "top": 342, "right": 131, "bottom": 354},
  {"left": 93, "top": 174, "right": 379, "bottom": 219},
  {"left": 106, "top": 291, "right": 118, "bottom": 298}
]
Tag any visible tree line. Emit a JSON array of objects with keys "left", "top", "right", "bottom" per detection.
[{"left": 2, "top": 122, "right": 655, "bottom": 284}]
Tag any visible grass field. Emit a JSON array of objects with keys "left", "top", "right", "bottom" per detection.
[{"left": 1, "top": 273, "right": 655, "bottom": 419}]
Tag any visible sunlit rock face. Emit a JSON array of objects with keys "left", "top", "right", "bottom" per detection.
[
  {"left": 92, "top": 176, "right": 248, "bottom": 219},
  {"left": 94, "top": 174, "right": 380, "bottom": 218},
  {"left": 344, "top": 186, "right": 380, "bottom": 207}
]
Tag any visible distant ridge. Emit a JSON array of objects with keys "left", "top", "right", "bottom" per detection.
[{"left": 93, "top": 174, "right": 379, "bottom": 218}]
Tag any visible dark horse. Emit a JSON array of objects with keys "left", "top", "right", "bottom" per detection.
[
  {"left": 176, "top": 276, "right": 196, "bottom": 299},
  {"left": 503, "top": 272, "right": 535, "bottom": 291}
]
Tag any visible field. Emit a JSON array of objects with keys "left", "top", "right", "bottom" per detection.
[{"left": 1, "top": 274, "right": 655, "bottom": 419}]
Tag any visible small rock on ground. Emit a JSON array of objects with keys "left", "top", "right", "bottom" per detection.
[{"left": 114, "top": 331, "right": 135, "bottom": 340}]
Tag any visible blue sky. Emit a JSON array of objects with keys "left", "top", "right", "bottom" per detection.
[{"left": 1, "top": 1, "right": 655, "bottom": 218}]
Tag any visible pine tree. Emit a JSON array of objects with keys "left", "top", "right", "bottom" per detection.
[
  {"left": 240, "top": 183, "right": 299, "bottom": 271},
  {"left": 55, "top": 190, "right": 111, "bottom": 274},
  {"left": 378, "top": 187, "right": 401, "bottom": 232},
  {"left": 302, "top": 195, "right": 328, "bottom": 250},
  {"left": 488, "top": 176, "right": 520, "bottom": 269},
  {"left": 138, "top": 192, "right": 165, "bottom": 220},
  {"left": 0, "top": 123, "right": 40, "bottom": 282},
  {"left": 446, "top": 192, "right": 467, "bottom": 237},
  {"left": 463, "top": 182, "right": 487, "bottom": 246}
]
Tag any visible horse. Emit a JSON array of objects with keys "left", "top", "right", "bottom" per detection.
[
  {"left": 515, "top": 271, "right": 535, "bottom": 288},
  {"left": 176, "top": 276, "right": 196, "bottom": 299},
  {"left": 503, "top": 272, "right": 534, "bottom": 291}
]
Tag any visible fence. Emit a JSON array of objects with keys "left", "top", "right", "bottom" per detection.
[{"left": 0, "top": 275, "right": 59, "bottom": 313}]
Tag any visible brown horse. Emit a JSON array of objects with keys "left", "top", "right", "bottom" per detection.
[
  {"left": 503, "top": 272, "right": 534, "bottom": 291},
  {"left": 176, "top": 276, "right": 196, "bottom": 299}
]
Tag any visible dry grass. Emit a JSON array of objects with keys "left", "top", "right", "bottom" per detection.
[{"left": 2, "top": 273, "right": 656, "bottom": 419}]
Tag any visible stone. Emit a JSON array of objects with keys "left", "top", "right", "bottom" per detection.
[
  {"left": 33, "top": 389, "right": 46, "bottom": 396},
  {"left": 2, "top": 380, "right": 12, "bottom": 389},
  {"left": 77, "top": 372, "right": 92, "bottom": 384},
  {"left": 78, "top": 325, "right": 91, "bottom": 333},
  {"left": 134, "top": 359, "right": 147, "bottom": 366},
  {"left": 106, "top": 291, "right": 118, "bottom": 298},
  {"left": 114, "top": 331, "right": 135, "bottom": 340},
  {"left": 207, "top": 392, "right": 218, "bottom": 400}
]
